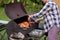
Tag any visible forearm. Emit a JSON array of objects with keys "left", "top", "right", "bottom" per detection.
[
  {"left": 35, "top": 17, "right": 43, "bottom": 22},
  {"left": 32, "top": 3, "right": 52, "bottom": 20}
]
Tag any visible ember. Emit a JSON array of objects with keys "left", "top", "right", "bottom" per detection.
[{"left": 18, "top": 21, "right": 30, "bottom": 28}]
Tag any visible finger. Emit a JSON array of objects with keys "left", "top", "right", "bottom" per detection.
[
  {"left": 28, "top": 16, "right": 31, "bottom": 21},
  {"left": 28, "top": 16, "right": 32, "bottom": 21}
]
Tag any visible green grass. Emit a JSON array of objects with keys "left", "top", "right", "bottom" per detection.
[
  {"left": 0, "top": 30, "right": 8, "bottom": 40},
  {"left": 0, "top": 7, "right": 10, "bottom": 20},
  {"left": 0, "top": 7, "right": 9, "bottom": 40}
]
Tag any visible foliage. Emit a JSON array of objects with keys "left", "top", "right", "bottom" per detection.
[
  {"left": 24, "top": 0, "right": 43, "bottom": 14},
  {"left": 18, "top": 0, "right": 43, "bottom": 14},
  {"left": 0, "top": 0, "right": 43, "bottom": 14},
  {"left": 0, "top": 7, "right": 10, "bottom": 20}
]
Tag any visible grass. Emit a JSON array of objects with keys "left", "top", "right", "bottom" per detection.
[
  {"left": 0, "top": 7, "right": 9, "bottom": 40},
  {"left": 0, "top": 7, "right": 10, "bottom": 20},
  {"left": 0, "top": 7, "right": 60, "bottom": 40},
  {"left": 0, "top": 30, "right": 8, "bottom": 40}
]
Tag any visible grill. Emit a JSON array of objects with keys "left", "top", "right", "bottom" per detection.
[
  {"left": 4, "top": 0, "right": 48, "bottom": 40},
  {"left": 4, "top": 2, "right": 42, "bottom": 40}
]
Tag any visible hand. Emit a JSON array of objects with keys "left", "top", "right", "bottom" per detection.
[
  {"left": 28, "top": 15, "right": 37, "bottom": 23},
  {"left": 28, "top": 15, "right": 33, "bottom": 22}
]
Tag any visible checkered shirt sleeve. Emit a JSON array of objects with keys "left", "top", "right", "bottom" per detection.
[
  {"left": 32, "top": 2, "right": 52, "bottom": 20},
  {"left": 32, "top": 2, "right": 60, "bottom": 32}
]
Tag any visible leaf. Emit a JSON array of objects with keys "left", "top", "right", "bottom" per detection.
[{"left": 3, "top": 0, "right": 11, "bottom": 4}]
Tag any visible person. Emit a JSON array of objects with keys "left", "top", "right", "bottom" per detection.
[{"left": 28, "top": 0, "right": 60, "bottom": 40}]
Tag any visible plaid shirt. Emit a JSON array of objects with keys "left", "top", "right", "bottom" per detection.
[{"left": 32, "top": 1, "right": 60, "bottom": 32}]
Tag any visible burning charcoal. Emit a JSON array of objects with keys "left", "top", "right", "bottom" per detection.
[{"left": 18, "top": 21, "right": 30, "bottom": 28}]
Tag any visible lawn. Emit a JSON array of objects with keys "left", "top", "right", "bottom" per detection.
[
  {"left": 0, "top": 7, "right": 9, "bottom": 40},
  {"left": 0, "top": 7, "right": 10, "bottom": 21},
  {"left": 0, "top": 7, "right": 60, "bottom": 40}
]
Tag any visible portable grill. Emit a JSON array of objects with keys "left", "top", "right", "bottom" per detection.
[{"left": 4, "top": 1, "right": 46, "bottom": 40}]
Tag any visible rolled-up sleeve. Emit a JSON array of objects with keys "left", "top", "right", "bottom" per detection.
[{"left": 32, "top": 2, "right": 52, "bottom": 20}]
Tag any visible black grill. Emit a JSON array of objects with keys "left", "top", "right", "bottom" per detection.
[{"left": 5, "top": 2, "right": 39, "bottom": 40}]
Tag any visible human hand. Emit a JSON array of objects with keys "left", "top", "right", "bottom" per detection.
[
  {"left": 28, "top": 15, "right": 33, "bottom": 22},
  {"left": 28, "top": 15, "right": 38, "bottom": 23}
]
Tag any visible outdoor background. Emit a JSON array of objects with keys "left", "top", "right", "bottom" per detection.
[{"left": 0, "top": 0, "right": 60, "bottom": 40}]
